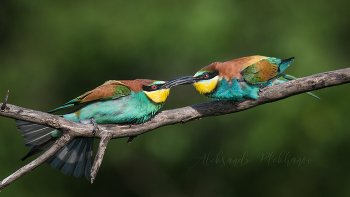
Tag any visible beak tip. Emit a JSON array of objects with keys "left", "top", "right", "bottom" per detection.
[{"left": 163, "top": 76, "right": 195, "bottom": 88}]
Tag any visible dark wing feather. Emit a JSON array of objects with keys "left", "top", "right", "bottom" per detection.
[
  {"left": 48, "top": 80, "right": 131, "bottom": 113},
  {"left": 243, "top": 59, "right": 278, "bottom": 84}
]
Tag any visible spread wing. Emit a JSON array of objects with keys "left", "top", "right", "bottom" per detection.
[
  {"left": 242, "top": 58, "right": 279, "bottom": 84},
  {"left": 48, "top": 80, "right": 131, "bottom": 113}
]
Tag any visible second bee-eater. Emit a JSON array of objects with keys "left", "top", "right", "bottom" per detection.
[
  {"left": 189, "top": 55, "right": 319, "bottom": 101},
  {"left": 16, "top": 78, "right": 191, "bottom": 180}
]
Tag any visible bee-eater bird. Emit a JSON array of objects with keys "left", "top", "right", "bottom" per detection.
[
  {"left": 190, "top": 55, "right": 319, "bottom": 101},
  {"left": 16, "top": 78, "right": 191, "bottom": 180}
]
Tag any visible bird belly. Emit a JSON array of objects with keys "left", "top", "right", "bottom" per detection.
[
  {"left": 63, "top": 92, "right": 161, "bottom": 124},
  {"left": 206, "top": 78, "right": 261, "bottom": 101}
]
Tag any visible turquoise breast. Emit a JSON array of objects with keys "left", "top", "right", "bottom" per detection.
[
  {"left": 206, "top": 78, "right": 261, "bottom": 101},
  {"left": 206, "top": 76, "right": 288, "bottom": 101},
  {"left": 63, "top": 91, "right": 162, "bottom": 124}
]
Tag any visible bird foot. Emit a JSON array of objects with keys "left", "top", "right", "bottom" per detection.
[
  {"left": 90, "top": 117, "right": 99, "bottom": 136},
  {"left": 219, "top": 100, "right": 237, "bottom": 107},
  {"left": 231, "top": 101, "right": 238, "bottom": 107},
  {"left": 219, "top": 101, "right": 226, "bottom": 107},
  {"left": 258, "top": 87, "right": 267, "bottom": 94}
]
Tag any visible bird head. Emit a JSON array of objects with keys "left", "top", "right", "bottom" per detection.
[
  {"left": 154, "top": 63, "right": 221, "bottom": 95},
  {"left": 192, "top": 62, "right": 220, "bottom": 95},
  {"left": 139, "top": 80, "right": 170, "bottom": 103},
  {"left": 134, "top": 77, "right": 194, "bottom": 103}
]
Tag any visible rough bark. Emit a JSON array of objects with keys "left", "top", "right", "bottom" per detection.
[{"left": 0, "top": 67, "right": 349, "bottom": 190}]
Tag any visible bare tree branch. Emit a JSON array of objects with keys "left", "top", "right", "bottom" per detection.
[
  {"left": 0, "top": 67, "right": 349, "bottom": 190},
  {"left": 0, "top": 134, "right": 73, "bottom": 190},
  {"left": 91, "top": 132, "right": 112, "bottom": 183},
  {"left": 0, "top": 90, "right": 9, "bottom": 112}
]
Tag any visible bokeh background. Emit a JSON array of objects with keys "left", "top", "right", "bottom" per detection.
[{"left": 1, "top": 0, "right": 350, "bottom": 196}]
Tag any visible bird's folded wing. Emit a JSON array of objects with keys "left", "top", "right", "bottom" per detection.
[{"left": 48, "top": 80, "right": 131, "bottom": 113}]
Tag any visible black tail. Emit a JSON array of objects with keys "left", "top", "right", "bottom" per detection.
[
  {"left": 16, "top": 119, "right": 57, "bottom": 160},
  {"left": 278, "top": 57, "right": 295, "bottom": 73},
  {"left": 16, "top": 120, "right": 94, "bottom": 180}
]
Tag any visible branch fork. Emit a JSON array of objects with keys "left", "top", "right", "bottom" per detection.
[
  {"left": 90, "top": 132, "right": 112, "bottom": 183},
  {"left": 0, "top": 68, "right": 350, "bottom": 190}
]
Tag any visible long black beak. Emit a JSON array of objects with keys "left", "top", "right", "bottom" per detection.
[{"left": 161, "top": 76, "right": 195, "bottom": 89}]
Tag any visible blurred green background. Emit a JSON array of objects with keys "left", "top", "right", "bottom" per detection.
[{"left": 0, "top": 0, "right": 350, "bottom": 196}]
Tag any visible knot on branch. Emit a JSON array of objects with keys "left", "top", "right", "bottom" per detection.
[
  {"left": 45, "top": 117, "right": 61, "bottom": 128},
  {"left": 308, "top": 79, "right": 318, "bottom": 88},
  {"left": 0, "top": 106, "right": 9, "bottom": 112},
  {"left": 1, "top": 90, "right": 10, "bottom": 112},
  {"left": 0, "top": 67, "right": 350, "bottom": 190},
  {"left": 55, "top": 134, "right": 72, "bottom": 146}
]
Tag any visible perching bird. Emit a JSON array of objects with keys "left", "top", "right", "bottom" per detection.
[
  {"left": 190, "top": 55, "right": 319, "bottom": 101},
  {"left": 16, "top": 78, "right": 190, "bottom": 180}
]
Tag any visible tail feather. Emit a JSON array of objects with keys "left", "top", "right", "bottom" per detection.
[
  {"left": 21, "top": 138, "right": 56, "bottom": 161},
  {"left": 50, "top": 139, "right": 80, "bottom": 170},
  {"left": 17, "top": 124, "right": 45, "bottom": 132},
  {"left": 271, "top": 74, "right": 320, "bottom": 99},
  {"left": 22, "top": 127, "right": 54, "bottom": 140},
  {"left": 282, "top": 74, "right": 297, "bottom": 80},
  {"left": 278, "top": 57, "right": 295, "bottom": 73},
  {"left": 45, "top": 147, "right": 65, "bottom": 164},
  {"left": 24, "top": 130, "right": 55, "bottom": 146},
  {"left": 16, "top": 120, "right": 58, "bottom": 161},
  {"left": 47, "top": 103, "right": 75, "bottom": 113},
  {"left": 47, "top": 138, "right": 94, "bottom": 180},
  {"left": 16, "top": 120, "right": 57, "bottom": 149},
  {"left": 15, "top": 119, "right": 30, "bottom": 124},
  {"left": 85, "top": 141, "right": 93, "bottom": 181},
  {"left": 306, "top": 92, "right": 321, "bottom": 99},
  {"left": 62, "top": 139, "right": 85, "bottom": 176},
  {"left": 73, "top": 141, "right": 89, "bottom": 179},
  {"left": 16, "top": 120, "right": 95, "bottom": 180}
]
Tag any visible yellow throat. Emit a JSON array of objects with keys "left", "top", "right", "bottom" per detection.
[
  {"left": 193, "top": 76, "right": 219, "bottom": 94},
  {"left": 144, "top": 89, "right": 170, "bottom": 103}
]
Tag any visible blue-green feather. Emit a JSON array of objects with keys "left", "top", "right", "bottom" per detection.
[
  {"left": 276, "top": 57, "right": 294, "bottom": 73},
  {"left": 207, "top": 72, "right": 319, "bottom": 101},
  {"left": 17, "top": 90, "right": 163, "bottom": 181},
  {"left": 268, "top": 74, "right": 321, "bottom": 99},
  {"left": 63, "top": 91, "right": 163, "bottom": 124},
  {"left": 206, "top": 78, "right": 261, "bottom": 101},
  {"left": 204, "top": 57, "right": 318, "bottom": 101}
]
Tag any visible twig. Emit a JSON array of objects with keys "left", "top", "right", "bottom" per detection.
[
  {"left": 1, "top": 90, "right": 9, "bottom": 112},
  {"left": 0, "top": 67, "right": 349, "bottom": 190},
  {"left": 90, "top": 132, "right": 112, "bottom": 183},
  {"left": 0, "top": 134, "right": 73, "bottom": 190}
]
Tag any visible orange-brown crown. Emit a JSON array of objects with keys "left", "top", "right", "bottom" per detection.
[
  {"left": 199, "top": 55, "right": 266, "bottom": 80},
  {"left": 119, "top": 79, "right": 156, "bottom": 92}
]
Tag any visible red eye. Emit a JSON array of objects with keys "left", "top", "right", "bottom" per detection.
[
  {"left": 203, "top": 73, "right": 209, "bottom": 78},
  {"left": 151, "top": 85, "right": 157, "bottom": 90}
]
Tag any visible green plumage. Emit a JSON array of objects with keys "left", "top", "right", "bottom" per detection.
[
  {"left": 48, "top": 84, "right": 131, "bottom": 113},
  {"left": 269, "top": 74, "right": 320, "bottom": 99},
  {"left": 16, "top": 80, "right": 166, "bottom": 181},
  {"left": 64, "top": 91, "right": 163, "bottom": 124},
  {"left": 243, "top": 64, "right": 264, "bottom": 84},
  {"left": 195, "top": 56, "right": 319, "bottom": 101}
]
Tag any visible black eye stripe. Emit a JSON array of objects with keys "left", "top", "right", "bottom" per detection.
[
  {"left": 142, "top": 84, "right": 163, "bottom": 91},
  {"left": 198, "top": 71, "right": 219, "bottom": 80}
]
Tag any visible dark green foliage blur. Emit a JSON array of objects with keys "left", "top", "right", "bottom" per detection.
[{"left": 1, "top": 0, "right": 350, "bottom": 196}]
